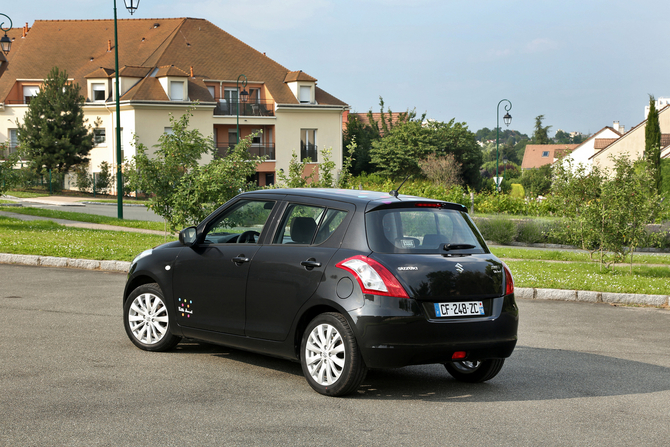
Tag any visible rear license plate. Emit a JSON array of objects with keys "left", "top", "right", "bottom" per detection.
[{"left": 434, "top": 301, "right": 484, "bottom": 317}]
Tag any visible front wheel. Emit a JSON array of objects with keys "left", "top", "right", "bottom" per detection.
[
  {"left": 444, "top": 359, "right": 505, "bottom": 383},
  {"left": 124, "top": 283, "right": 181, "bottom": 352},
  {"left": 300, "top": 313, "right": 367, "bottom": 397}
]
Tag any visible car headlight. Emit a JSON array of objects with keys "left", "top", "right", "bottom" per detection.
[{"left": 132, "top": 249, "right": 153, "bottom": 265}]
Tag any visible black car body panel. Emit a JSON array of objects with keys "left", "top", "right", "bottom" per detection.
[{"left": 124, "top": 188, "right": 518, "bottom": 372}]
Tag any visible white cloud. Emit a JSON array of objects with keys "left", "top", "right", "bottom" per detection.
[{"left": 523, "top": 38, "right": 559, "bottom": 54}]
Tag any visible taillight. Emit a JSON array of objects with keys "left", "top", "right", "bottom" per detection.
[
  {"left": 503, "top": 262, "right": 514, "bottom": 295},
  {"left": 336, "top": 255, "right": 410, "bottom": 299}
]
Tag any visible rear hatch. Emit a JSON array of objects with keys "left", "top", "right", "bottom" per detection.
[
  {"left": 365, "top": 200, "right": 505, "bottom": 316},
  {"left": 370, "top": 252, "right": 503, "bottom": 301}
]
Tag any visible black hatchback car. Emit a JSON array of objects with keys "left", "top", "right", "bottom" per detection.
[{"left": 123, "top": 188, "right": 518, "bottom": 396}]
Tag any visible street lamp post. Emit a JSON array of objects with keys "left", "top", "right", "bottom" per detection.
[
  {"left": 496, "top": 99, "right": 512, "bottom": 193},
  {"left": 113, "top": 0, "right": 140, "bottom": 219},
  {"left": 235, "top": 74, "right": 249, "bottom": 144},
  {"left": 0, "top": 13, "right": 12, "bottom": 55}
]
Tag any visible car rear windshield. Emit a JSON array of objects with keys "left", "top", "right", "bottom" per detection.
[{"left": 365, "top": 207, "right": 487, "bottom": 254}]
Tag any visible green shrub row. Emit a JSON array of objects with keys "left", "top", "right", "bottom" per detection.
[{"left": 473, "top": 216, "right": 670, "bottom": 250}]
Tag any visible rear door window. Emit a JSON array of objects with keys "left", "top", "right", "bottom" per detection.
[{"left": 273, "top": 203, "right": 348, "bottom": 245}]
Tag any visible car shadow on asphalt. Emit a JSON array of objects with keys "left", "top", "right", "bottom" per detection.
[{"left": 170, "top": 342, "right": 670, "bottom": 402}]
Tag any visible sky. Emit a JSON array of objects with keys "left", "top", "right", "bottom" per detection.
[{"left": 3, "top": 0, "right": 670, "bottom": 137}]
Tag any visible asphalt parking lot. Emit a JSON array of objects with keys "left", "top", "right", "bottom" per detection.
[{"left": 1, "top": 264, "right": 669, "bottom": 446}]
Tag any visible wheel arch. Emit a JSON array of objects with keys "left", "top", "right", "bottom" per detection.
[
  {"left": 123, "top": 274, "right": 159, "bottom": 304},
  {"left": 293, "top": 304, "right": 346, "bottom": 360}
]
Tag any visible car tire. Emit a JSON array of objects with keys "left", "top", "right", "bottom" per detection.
[
  {"left": 300, "top": 312, "right": 367, "bottom": 397},
  {"left": 124, "top": 283, "right": 181, "bottom": 352},
  {"left": 444, "top": 359, "right": 505, "bottom": 383}
]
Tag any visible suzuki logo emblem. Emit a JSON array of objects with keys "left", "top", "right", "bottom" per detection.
[{"left": 455, "top": 263, "right": 464, "bottom": 273}]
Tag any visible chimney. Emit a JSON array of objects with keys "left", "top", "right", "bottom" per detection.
[
  {"left": 107, "top": 40, "right": 112, "bottom": 52},
  {"left": 190, "top": 66, "right": 194, "bottom": 77}
]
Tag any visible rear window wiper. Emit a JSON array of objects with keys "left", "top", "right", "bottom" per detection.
[{"left": 442, "top": 243, "right": 476, "bottom": 251}]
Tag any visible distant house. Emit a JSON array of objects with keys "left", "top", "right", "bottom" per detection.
[
  {"left": 0, "top": 18, "right": 348, "bottom": 190},
  {"left": 521, "top": 144, "right": 579, "bottom": 170},
  {"left": 342, "top": 111, "right": 408, "bottom": 136},
  {"left": 561, "top": 125, "right": 622, "bottom": 172},
  {"left": 591, "top": 105, "right": 670, "bottom": 172}
]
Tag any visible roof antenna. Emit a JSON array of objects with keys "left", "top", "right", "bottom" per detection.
[{"left": 389, "top": 175, "right": 410, "bottom": 198}]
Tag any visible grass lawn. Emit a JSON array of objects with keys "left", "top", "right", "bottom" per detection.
[
  {"left": 4, "top": 190, "right": 50, "bottom": 198},
  {"left": 490, "top": 247, "right": 670, "bottom": 266},
  {"left": 0, "top": 206, "right": 167, "bottom": 232},
  {"left": 0, "top": 216, "right": 173, "bottom": 261},
  {"left": 506, "top": 260, "right": 670, "bottom": 296},
  {"left": 0, "top": 214, "right": 667, "bottom": 295}
]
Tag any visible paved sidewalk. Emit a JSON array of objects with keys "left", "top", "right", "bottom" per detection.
[{"left": 0, "top": 209, "right": 171, "bottom": 236}]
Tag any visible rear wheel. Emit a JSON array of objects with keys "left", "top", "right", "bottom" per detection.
[
  {"left": 124, "top": 283, "right": 181, "bottom": 352},
  {"left": 444, "top": 359, "right": 505, "bottom": 383},
  {"left": 300, "top": 313, "right": 367, "bottom": 397}
]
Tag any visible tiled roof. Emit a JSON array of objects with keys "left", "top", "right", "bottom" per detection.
[
  {"left": 521, "top": 144, "right": 579, "bottom": 169},
  {"left": 343, "top": 111, "right": 408, "bottom": 134},
  {"left": 118, "top": 66, "right": 153, "bottom": 78},
  {"left": 85, "top": 67, "right": 115, "bottom": 78},
  {"left": 594, "top": 138, "right": 618, "bottom": 150},
  {"left": 284, "top": 70, "right": 317, "bottom": 83},
  {"left": 154, "top": 65, "right": 189, "bottom": 78},
  {"left": 0, "top": 18, "right": 347, "bottom": 107}
]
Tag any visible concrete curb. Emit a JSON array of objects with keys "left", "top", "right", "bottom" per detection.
[
  {"left": 516, "top": 287, "right": 669, "bottom": 307},
  {"left": 0, "top": 253, "right": 131, "bottom": 273},
  {"left": 1, "top": 253, "right": 667, "bottom": 307}
]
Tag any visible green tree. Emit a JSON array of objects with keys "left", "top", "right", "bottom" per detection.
[
  {"left": 644, "top": 95, "right": 662, "bottom": 193},
  {"left": 370, "top": 118, "right": 482, "bottom": 189},
  {"left": 531, "top": 115, "right": 552, "bottom": 144},
  {"left": 553, "top": 129, "right": 571, "bottom": 144},
  {"left": 17, "top": 67, "right": 95, "bottom": 174},
  {"left": 520, "top": 164, "right": 553, "bottom": 197},
  {"left": 0, "top": 143, "right": 22, "bottom": 195},
  {"left": 125, "top": 110, "right": 263, "bottom": 231}
]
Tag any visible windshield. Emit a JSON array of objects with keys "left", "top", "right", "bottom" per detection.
[{"left": 365, "top": 207, "right": 487, "bottom": 254}]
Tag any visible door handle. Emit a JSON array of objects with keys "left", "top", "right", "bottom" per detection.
[
  {"left": 300, "top": 258, "right": 322, "bottom": 270},
  {"left": 232, "top": 255, "right": 250, "bottom": 265}
]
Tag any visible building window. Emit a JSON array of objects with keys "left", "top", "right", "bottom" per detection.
[
  {"left": 164, "top": 127, "right": 173, "bottom": 135},
  {"left": 3, "top": 129, "right": 19, "bottom": 157},
  {"left": 170, "top": 81, "right": 184, "bottom": 101},
  {"left": 300, "top": 129, "right": 317, "bottom": 162},
  {"left": 299, "top": 85, "right": 311, "bottom": 104},
  {"left": 541, "top": 151, "right": 550, "bottom": 157},
  {"left": 23, "top": 86, "right": 40, "bottom": 104},
  {"left": 92, "top": 83, "right": 106, "bottom": 101},
  {"left": 94, "top": 128, "right": 106, "bottom": 145}
]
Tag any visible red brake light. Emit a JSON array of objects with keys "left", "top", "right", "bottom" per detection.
[
  {"left": 415, "top": 203, "right": 442, "bottom": 208},
  {"left": 336, "top": 255, "right": 410, "bottom": 299},
  {"left": 503, "top": 262, "right": 514, "bottom": 295},
  {"left": 452, "top": 351, "right": 467, "bottom": 360}
]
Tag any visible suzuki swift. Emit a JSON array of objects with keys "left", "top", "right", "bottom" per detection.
[{"left": 123, "top": 188, "right": 518, "bottom": 396}]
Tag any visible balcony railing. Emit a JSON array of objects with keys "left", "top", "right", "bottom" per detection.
[
  {"left": 214, "top": 99, "right": 274, "bottom": 117},
  {"left": 300, "top": 143, "right": 318, "bottom": 162},
  {"left": 216, "top": 143, "right": 275, "bottom": 160}
]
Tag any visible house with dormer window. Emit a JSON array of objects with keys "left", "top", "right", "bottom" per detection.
[{"left": 0, "top": 18, "right": 348, "bottom": 190}]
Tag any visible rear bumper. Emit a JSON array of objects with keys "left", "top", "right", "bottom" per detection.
[{"left": 349, "top": 294, "right": 519, "bottom": 368}]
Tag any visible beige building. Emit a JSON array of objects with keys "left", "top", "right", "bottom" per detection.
[
  {"left": 0, "top": 18, "right": 348, "bottom": 190},
  {"left": 590, "top": 106, "right": 670, "bottom": 171}
]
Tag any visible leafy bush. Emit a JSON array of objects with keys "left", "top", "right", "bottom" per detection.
[
  {"left": 516, "top": 220, "right": 545, "bottom": 244},
  {"left": 474, "top": 217, "right": 517, "bottom": 245}
]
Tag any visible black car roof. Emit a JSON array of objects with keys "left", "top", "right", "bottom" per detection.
[{"left": 242, "top": 188, "right": 467, "bottom": 212}]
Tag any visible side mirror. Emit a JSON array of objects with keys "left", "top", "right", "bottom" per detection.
[{"left": 179, "top": 226, "right": 198, "bottom": 246}]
